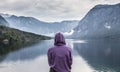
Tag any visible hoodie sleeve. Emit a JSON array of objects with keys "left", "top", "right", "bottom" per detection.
[{"left": 47, "top": 48, "right": 52, "bottom": 66}]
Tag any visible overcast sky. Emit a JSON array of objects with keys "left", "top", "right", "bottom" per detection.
[{"left": 0, "top": 0, "right": 120, "bottom": 22}]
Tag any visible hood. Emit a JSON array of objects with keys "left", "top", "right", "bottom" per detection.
[{"left": 54, "top": 32, "right": 66, "bottom": 46}]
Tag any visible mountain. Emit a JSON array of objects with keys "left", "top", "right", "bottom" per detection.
[
  {"left": 1, "top": 14, "right": 79, "bottom": 36},
  {"left": 72, "top": 3, "right": 120, "bottom": 39},
  {"left": 0, "top": 15, "right": 9, "bottom": 26},
  {"left": 0, "top": 26, "right": 51, "bottom": 45}
]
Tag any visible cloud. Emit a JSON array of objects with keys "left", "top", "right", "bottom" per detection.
[{"left": 0, "top": 0, "right": 120, "bottom": 22}]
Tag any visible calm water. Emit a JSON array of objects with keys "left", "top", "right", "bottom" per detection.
[{"left": 0, "top": 39, "right": 120, "bottom": 72}]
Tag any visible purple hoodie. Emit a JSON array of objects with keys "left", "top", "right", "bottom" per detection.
[{"left": 47, "top": 33, "right": 72, "bottom": 72}]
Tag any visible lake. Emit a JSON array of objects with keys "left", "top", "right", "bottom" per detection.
[{"left": 0, "top": 39, "right": 120, "bottom": 72}]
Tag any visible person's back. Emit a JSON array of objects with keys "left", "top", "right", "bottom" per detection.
[{"left": 47, "top": 33, "right": 72, "bottom": 72}]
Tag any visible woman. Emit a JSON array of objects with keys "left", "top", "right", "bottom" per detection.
[{"left": 47, "top": 33, "right": 72, "bottom": 72}]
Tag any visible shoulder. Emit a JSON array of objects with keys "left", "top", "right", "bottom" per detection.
[
  {"left": 48, "top": 46, "right": 55, "bottom": 52},
  {"left": 64, "top": 45, "right": 72, "bottom": 51}
]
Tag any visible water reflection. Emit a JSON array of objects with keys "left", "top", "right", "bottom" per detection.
[
  {"left": 0, "top": 40, "right": 53, "bottom": 62},
  {"left": 0, "top": 40, "right": 45, "bottom": 62},
  {"left": 0, "top": 39, "right": 120, "bottom": 72},
  {"left": 74, "top": 39, "right": 120, "bottom": 72},
  {"left": 0, "top": 39, "right": 95, "bottom": 72},
  {"left": 0, "top": 55, "right": 49, "bottom": 72}
]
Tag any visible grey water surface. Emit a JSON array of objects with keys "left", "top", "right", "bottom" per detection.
[{"left": 0, "top": 39, "right": 120, "bottom": 72}]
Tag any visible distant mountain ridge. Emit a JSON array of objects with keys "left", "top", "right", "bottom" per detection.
[
  {"left": 0, "top": 15, "right": 9, "bottom": 26},
  {"left": 1, "top": 14, "right": 79, "bottom": 36},
  {"left": 72, "top": 3, "right": 120, "bottom": 39}
]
